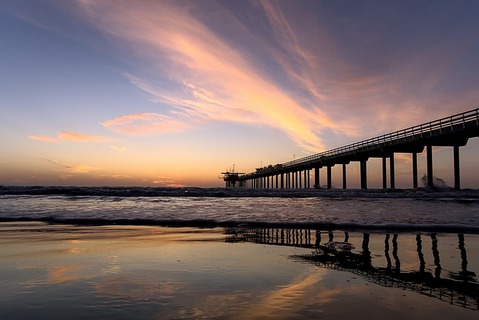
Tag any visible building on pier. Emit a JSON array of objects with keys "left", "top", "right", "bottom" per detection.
[{"left": 220, "top": 165, "right": 244, "bottom": 187}]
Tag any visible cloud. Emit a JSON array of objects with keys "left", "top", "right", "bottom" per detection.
[
  {"left": 65, "top": 165, "right": 99, "bottom": 174},
  {"left": 58, "top": 131, "right": 111, "bottom": 142},
  {"left": 109, "top": 145, "right": 126, "bottom": 152},
  {"left": 29, "top": 135, "right": 59, "bottom": 143},
  {"left": 29, "top": 131, "right": 111, "bottom": 143},
  {"left": 76, "top": 0, "right": 335, "bottom": 152},
  {"left": 41, "top": 0, "right": 478, "bottom": 153},
  {"left": 101, "top": 113, "right": 189, "bottom": 136}
]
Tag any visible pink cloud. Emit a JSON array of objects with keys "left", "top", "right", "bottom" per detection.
[{"left": 101, "top": 113, "right": 189, "bottom": 135}]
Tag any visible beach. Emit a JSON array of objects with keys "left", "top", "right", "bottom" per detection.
[{"left": 1, "top": 221, "right": 477, "bottom": 319}]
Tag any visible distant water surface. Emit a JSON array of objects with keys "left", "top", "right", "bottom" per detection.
[{"left": 1, "top": 187, "right": 478, "bottom": 232}]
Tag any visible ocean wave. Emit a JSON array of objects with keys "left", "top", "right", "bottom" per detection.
[
  {"left": 2, "top": 185, "right": 479, "bottom": 200},
  {"left": 1, "top": 216, "right": 478, "bottom": 234}
]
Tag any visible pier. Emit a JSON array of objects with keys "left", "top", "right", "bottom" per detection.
[{"left": 230, "top": 108, "right": 479, "bottom": 190}]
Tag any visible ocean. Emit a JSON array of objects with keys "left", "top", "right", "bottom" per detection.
[
  {"left": 1, "top": 186, "right": 479, "bottom": 232},
  {"left": 1, "top": 186, "right": 478, "bottom": 319}
]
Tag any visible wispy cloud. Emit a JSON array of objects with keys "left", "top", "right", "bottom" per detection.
[
  {"left": 29, "top": 131, "right": 111, "bottom": 143},
  {"left": 101, "top": 113, "right": 189, "bottom": 136},
  {"left": 35, "top": 157, "right": 103, "bottom": 174},
  {"left": 37, "top": 0, "right": 478, "bottom": 153},
  {"left": 76, "top": 0, "right": 335, "bottom": 152},
  {"left": 29, "top": 135, "right": 59, "bottom": 143}
]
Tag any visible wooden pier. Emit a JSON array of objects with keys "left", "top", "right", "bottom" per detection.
[{"left": 233, "top": 108, "right": 479, "bottom": 190}]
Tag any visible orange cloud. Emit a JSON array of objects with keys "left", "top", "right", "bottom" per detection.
[
  {"left": 29, "top": 135, "right": 59, "bottom": 143},
  {"left": 29, "top": 131, "right": 111, "bottom": 143},
  {"left": 101, "top": 113, "right": 189, "bottom": 135},
  {"left": 65, "top": 165, "right": 100, "bottom": 174},
  {"left": 58, "top": 131, "right": 111, "bottom": 142}
]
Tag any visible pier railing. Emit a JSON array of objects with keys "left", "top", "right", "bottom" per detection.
[{"left": 243, "top": 108, "right": 479, "bottom": 178}]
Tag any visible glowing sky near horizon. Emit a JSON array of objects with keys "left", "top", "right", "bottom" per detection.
[{"left": 1, "top": 0, "right": 479, "bottom": 187}]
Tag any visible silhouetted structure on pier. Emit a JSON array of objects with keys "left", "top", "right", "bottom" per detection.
[
  {"left": 229, "top": 108, "right": 479, "bottom": 190},
  {"left": 224, "top": 227, "right": 479, "bottom": 310},
  {"left": 220, "top": 165, "right": 244, "bottom": 187}
]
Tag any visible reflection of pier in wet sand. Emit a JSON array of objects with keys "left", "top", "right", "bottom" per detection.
[{"left": 225, "top": 227, "right": 479, "bottom": 310}]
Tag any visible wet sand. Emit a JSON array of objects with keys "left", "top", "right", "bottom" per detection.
[{"left": 0, "top": 222, "right": 477, "bottom": 319}]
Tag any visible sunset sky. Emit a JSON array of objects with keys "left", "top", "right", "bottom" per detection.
[{"left": 1, "top": 0, "right": 479, "bottom": 188}]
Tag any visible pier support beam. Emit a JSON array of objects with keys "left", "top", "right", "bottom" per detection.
[
  {"left": 360, "top": 159, "right": 368, "bottom": 189},
  {"left": 342, "top": 164, "right": 347, "bottom": 189},
  {"left": 280, "top": 173, "right": 284, "bottom": 189},
  {"left": 307, "top": 169, "right": 311, "bottom": 188},
  {"left": 390, "top": 154, "right": 395, "bottom": 189},
  {"left": 327, "top": 166, "right": 332, "bottom": 189},
  {"left": 382, "top": 157, "right": 387, "bottom": 189},
  {"left": 412, "top": 152, "right": 418, "bottom": 189},
  {"left": 427, "top": 145, "right": 433, "bottom": 188},
  {"left": 454, "top": 145, "right": 460, "bottom": 190},
  {"left": 314, "top": 167, "right": 320, "bottom": 189}
]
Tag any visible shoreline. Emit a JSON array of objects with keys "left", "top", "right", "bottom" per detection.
[{"left": 2, "top": 185, "right": 479, "bottom": 199}]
